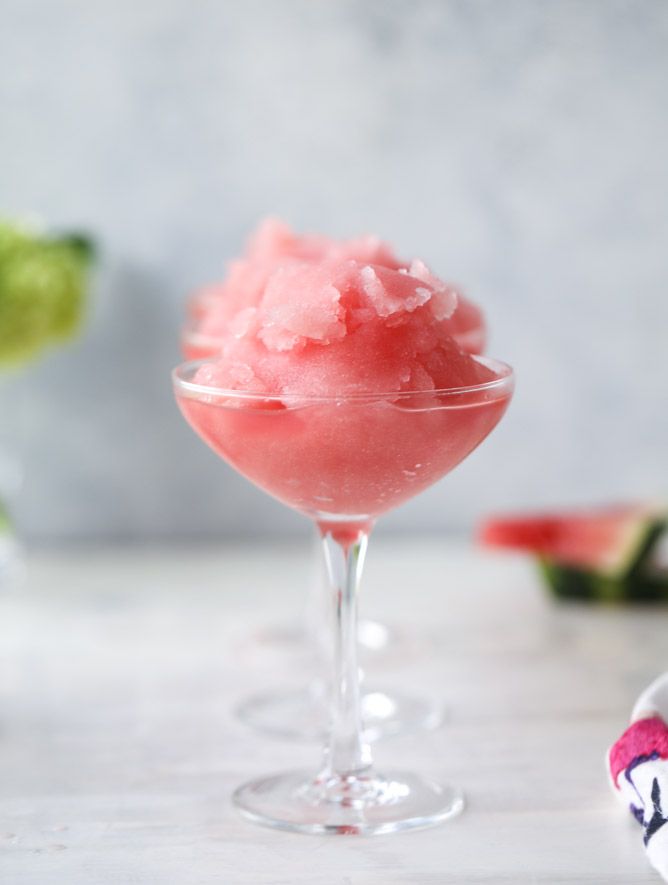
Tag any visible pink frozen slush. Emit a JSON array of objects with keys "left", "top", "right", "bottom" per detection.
[
  {"left": 183, "top": 219, "right": 486, "bottom": 359},
  {"left": 177, "top": 224, "right": 510, "bottom": 518}
]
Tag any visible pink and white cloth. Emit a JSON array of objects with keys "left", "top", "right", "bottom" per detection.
[{"left": 609, "top": 673, "right": 668, "bottom": 880}]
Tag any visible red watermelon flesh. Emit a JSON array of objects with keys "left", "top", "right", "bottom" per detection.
[{"left": 478, "top": 504, "right": 666, "bottom": 576}]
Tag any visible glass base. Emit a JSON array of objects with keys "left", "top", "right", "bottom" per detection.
[
  {"left": 233, "top": 768, "right": 464, "bottom": 835},
  {"left": 235, "top": 684, "right": 444, "bottom": 742}
]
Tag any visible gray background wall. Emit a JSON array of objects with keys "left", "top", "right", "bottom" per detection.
[{"left": 1, "top": 0, "right": 666, "bottom": 541}]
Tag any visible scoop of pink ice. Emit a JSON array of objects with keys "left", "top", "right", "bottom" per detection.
[
  {"left": 185, "top": 219, "right": 486, "bottom": 357},
  {"left": 193, "top": 251, "right": 494, "bottom": 398}
]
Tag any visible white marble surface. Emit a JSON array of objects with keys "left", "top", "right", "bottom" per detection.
[{"left": 0, "top": 538, "right": 666, "bottom": 883}]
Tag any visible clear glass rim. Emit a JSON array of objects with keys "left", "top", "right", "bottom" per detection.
[{"left": 172, "top": 356, "right": 514, "bottom": 404}]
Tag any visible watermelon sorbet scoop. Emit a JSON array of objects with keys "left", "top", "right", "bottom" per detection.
[
  {"left": 186, "top": 218, "right": 487, "bottom": 358},
  {"left": 190, "top": 219, "right": 492, "bottom": 397}
]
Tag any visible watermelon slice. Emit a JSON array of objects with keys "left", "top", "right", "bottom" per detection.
[{"left": 478, "top": 504, "right": 668, "bottom": 601}]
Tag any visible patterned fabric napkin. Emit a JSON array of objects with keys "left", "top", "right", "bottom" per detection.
[{"left": 609, "top": 674, "right": 668, "bottom": 881}]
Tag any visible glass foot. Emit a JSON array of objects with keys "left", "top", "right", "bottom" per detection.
[
  {"left": 235, "top": 685, "right": 444, "bottom": 742},
  {"left": 233, "top": 768, "right": 464, "bottom": 835}
]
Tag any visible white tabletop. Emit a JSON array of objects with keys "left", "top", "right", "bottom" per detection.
[{"left": 0, "top": 538, "right": 664, "bottom": 884}]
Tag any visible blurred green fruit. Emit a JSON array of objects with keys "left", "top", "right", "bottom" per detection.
[{"left": 0, "top": 221, "right": 95, "bottom": 368}]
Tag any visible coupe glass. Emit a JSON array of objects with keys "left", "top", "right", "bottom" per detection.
[
  {"left": 173, "top": 357, "right": 513, "bottom": 834},
  {"left": 181, "top": 322, "right": 442, "bottom": 742}
]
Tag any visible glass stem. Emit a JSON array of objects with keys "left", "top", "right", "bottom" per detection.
[
  {"left": 318, "top": 521, "right": 373, "bottom": 781},
  {"left": 305, "top": 528, "right": 331, "bottom": 669}
]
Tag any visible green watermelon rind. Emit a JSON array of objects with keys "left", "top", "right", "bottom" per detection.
[
  {"left": 538, "top": 517, "right": 668, "bottom": 602},
  {"left": 626, "top": 518, "right": 667, "bottom": 578},
  {"left": 580, "top": 508, "right": 667, "bottom": 578}
]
